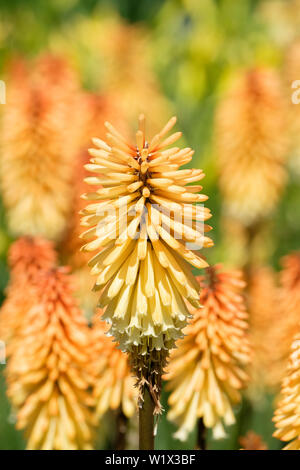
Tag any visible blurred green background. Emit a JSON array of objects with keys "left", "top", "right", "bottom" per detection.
[{"left": 0, "top": 0, "right": 299, "bottom": 450}]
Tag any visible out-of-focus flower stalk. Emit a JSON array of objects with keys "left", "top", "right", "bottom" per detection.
[
  {"left": 0, "top": 237, "right": 57, "bottom": 349},
  {"left": 165, "top": 265, "right": 250, "bottom": 441},
  {"left": 0, "top": 55, "right": 81, "bottom": 241},
  {"left": 273, "top": 331, "right": 300, "bottom": 449},
  {"left": 6, "top": 267, "right": 96, "bottom": 450},
  {"left": 248, "top": 254, "right": 300, "bottom": 396},
  {"left": 216, "top": 68, "right": 288, "bottom": 284},
  {"left": 217, "top": 68, "right": 288, "bottom": 228}
]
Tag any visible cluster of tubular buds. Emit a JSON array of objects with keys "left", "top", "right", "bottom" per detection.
[
  {"left": 276, "top": 254, "right": 300, "bottom": 369},
  {"left": 248, "top": 255, "right": 300, "bottom": 392},
  {"left": 284, "top": 39, "right": 300, "bottom": 175},
  {"left": 216, "top": 68, "right": 288, "bottom": 226},
  {"left": 81, "top": 115, "right": 213, "bottom": 407},
  {"left": 280, "top": 253, "right": 300, "bottom": 325},
  {"left": 247, "top": 266, "right": 282, "bottom": 390},
  {"left": 165, "top": 265, "right": 250, "bottom": 440},
  {"left": 273, "top": 332, "right": 300, "bottom": 449},
  {"left": 258, "top": 253, "right": 300, "bottom": 449},
  {"left": 6, "top": 268, "right": 96, "bottom": 450},
  {"left": 0, "top": 237, "right": 57, "bottom": 347},
  {"left": 92, "top": 313, "right": 137, "bottom": 419},
  {"left": 0, "top": 55, "right": 79, "bottom": 240}
]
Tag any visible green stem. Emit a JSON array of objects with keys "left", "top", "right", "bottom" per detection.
[
  {"left": 196, "top": 418, "right": 206, "bottom": 450},
  {"left": 114, "top": 408, "right": 128, "bottom": 450},
  {"left": 139, "top": 385, "right": 155, "bottom": 450}
]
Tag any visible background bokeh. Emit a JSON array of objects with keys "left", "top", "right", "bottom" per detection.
[{"left": 0, "top": 0, "right": 299, "bottom": 450}]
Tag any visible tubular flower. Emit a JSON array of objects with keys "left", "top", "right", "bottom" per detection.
[
  {"left": 6, "top": 267, "right": 96, "bottom": 450},
  {"left": 165, "top": 265, "right": 250, "bottom": 440},
  {"left": 0, "top": 237, "right": 57, "bottom": 346},
  {"left": 276, "top": 253, "right": 300, "bottom": 371},
  {"left": 249, "top": 255, "right": 300, "bottom": 391},
  {"left": 81, "top": 115, "right": 212, "bottom": 408},
  {"left": 248, "top": 266, "right": 282, "bottom": 390},
  {"left": 216, "top": 68, "right": 288, "bottom": 226},
  {"left": 239, "top": 431, "right": 268, "bottom": 450},
  {"left": 8, "top": 236, "right": 57, "bottom": 284},
  {"left": 92, "top": 313, "right": 137, "bottom": 419},
  {"left": 0, "top": 55, "right": 80, "bottom": 240},
  {"left": 284, "top": 39, "right": 300, "bottom": 175},
  {"left": 273, "top": 332, "right": 300, "bottom": 449}
]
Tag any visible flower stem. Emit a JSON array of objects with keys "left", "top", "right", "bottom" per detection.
[
  {"left": 114, "top": 408, "right": 128, "bottom": 450},
  {"left": 244, "top": 221, "right": 262, "bottom": 285},
  {"left": 139, "top": 385, "right": 155, "bottom": 450},
  {"left": 196, "top": 418, "right": 206, "bottom": 450}
]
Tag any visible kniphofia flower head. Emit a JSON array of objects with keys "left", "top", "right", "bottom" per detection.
[
  {"left": 248, "top": 266, "right": 282, "bottom": 390},
  {"left": 6, "top": 267, "right": 96, "bottom": 450},
  {"left": 248, "top": 255, "right": 300, "bottom": 392},
  {"left": 276, "top": 253, "right": 300, "bottom": 370},
  {"left": 217, "top": 68, "right": 288, "bottom": 226},
  {"left": 165, "top": 265, "right": 250, "bottom": 440},
  {"left": 8, "top": 236, "right": 57, "bottom": 284},
  {"left": 81, "top": 115, "right": 212, "bottom": 351},
  {"left": 273, "top": 331, "right": 300, "bottom": 449},
  {"left": 284, "top": 39, "right": 300, "bottom": 176},
  {"left": 81, "top": 115, "right": 213, "bottom": 408},
  {"left": 0, "top": 236, "right": 57, "bottom": 345},
  {"left": 1, "top": 55, "right": 80, "bottom": 240}
]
